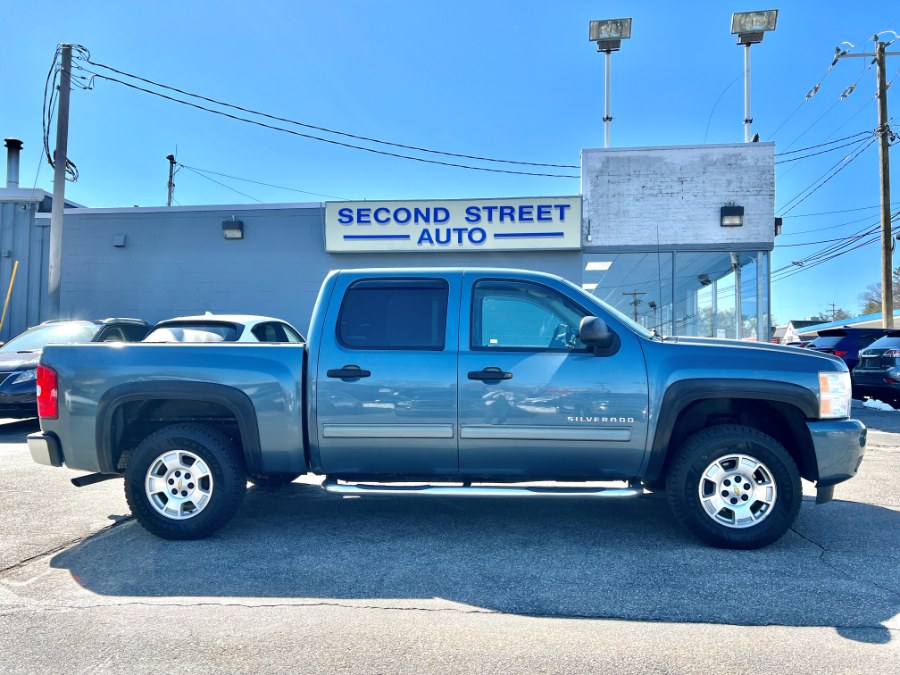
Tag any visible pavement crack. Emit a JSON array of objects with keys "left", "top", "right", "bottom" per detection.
[
  {"left": 0, "top": 516, "right": 134, "bottom": 578},
  {"left": 790, "top": 526, "right": 900, "bottom": 601}
]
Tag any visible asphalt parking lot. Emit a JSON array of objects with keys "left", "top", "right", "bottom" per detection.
[{"left": 1, "top": 408, "right": 898, "bottom": 674}]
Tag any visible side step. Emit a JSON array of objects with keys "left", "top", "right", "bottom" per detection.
[{"left": 321, "top": 478, "right": 645, "bottom": 498}]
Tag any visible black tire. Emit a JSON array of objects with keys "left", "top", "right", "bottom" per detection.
[
  {"left": 124, "top": 423, "right": 247, "bottom": 540},
  {"left": 247, "top": 472, "right": 302, "bottom": 488},
  {"left": 666, "top": 424, "right": 802, "bottom": 549}
]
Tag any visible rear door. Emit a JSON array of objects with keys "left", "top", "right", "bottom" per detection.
[{"left": 315, "top": 274, "right": 461, "bottom": 475}]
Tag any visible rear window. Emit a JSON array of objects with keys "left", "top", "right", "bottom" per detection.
[
  {"left": 808, "top": 336, "right": 845, "bottom": 349},
  {"left": 338, "top": 278, "right": 448, "bottom": 350},
  {"left": 144, "top": 322, "right": 240, "bottom": 343},
  {"left": 865, "top": 336, "right": 900, "bottom": 351}
]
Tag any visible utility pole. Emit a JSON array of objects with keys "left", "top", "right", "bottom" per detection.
[
  {"left": 48, "top": 44, "right": 73, "bottom": 320},
  {"left": 837, "top": 36, "right": 897, "bottom": 328},
  {"left": 623, "top": 290, "right": 646, "bottom": 321},
  {"left": 166, "top": 154, "right": 176, "bottom": 206},
  {"left": 829, "top": 302, "right": 837, "bottom": 321}
]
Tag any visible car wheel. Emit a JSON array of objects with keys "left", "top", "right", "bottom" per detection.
[
  {"left": 247, "top": 472, "right": 302, "bottom": 488},
  {"left": 124, "top": 423, "right": 247, "bottom": 540},
  {"left": 666, "top": 424, "right": 802, "bottom": 549}
]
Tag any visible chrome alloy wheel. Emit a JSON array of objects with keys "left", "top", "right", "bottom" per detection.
[
  {"left": 697, "top": 454, "right": 777, "bottom": 529},
  {"left": 144, "top": 450, "right": 214, "bottom": 520}
]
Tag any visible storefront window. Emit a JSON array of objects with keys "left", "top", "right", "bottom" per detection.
[{"left": 583, "top": 250, "right": 769, "bottom": 340}]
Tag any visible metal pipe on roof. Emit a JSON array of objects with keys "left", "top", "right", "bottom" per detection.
[{"left": 4, "top": 138, "right": 22, "bottom": 189}]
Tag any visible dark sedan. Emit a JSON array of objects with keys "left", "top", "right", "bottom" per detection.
[{"left": 0, "top": 318, "right": 148, "bottom": 418}]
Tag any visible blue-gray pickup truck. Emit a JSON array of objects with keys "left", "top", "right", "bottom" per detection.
[{"left": 28, "top": 268, "right": 866, "bottom": 549}]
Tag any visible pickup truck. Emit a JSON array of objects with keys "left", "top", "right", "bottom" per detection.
[{"left": 28, "top": 268, "right": 866, "bottom": 549}]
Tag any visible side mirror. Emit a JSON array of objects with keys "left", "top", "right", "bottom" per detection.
[{"left": 579, "top": 316, "right": 620, "bottom": 356}]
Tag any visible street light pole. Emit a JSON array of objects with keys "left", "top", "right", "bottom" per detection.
[
  {"left": 604, "top": 49, "right": 612, "bottom": 148},
  {"left": 743, "top": 43, "right": 752, "bottom": 142}
]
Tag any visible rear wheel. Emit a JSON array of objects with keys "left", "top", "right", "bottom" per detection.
[
  {"left": 666, "top": 424, "right": 801, "bottom": 549},
  {"left": 124, "top": 424, "right": 247, "bottom": 540}
]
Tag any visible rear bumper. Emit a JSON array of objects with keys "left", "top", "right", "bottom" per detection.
[
  {"left": 27, "top": 432, "right": 64, "bottom": 467},
  {"left": 807, "top": 418, "right": 866, "bottom": 490}
]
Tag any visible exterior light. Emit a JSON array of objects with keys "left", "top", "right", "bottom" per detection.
[
  {"left": 731, "top": 10, "right": 778, "bottom": 44},
  {"left": 589, "top": 18, "right": 632, "bottom": 51},
  {"left": 721, "top": 205, "right": 745, "bottom": 227},
  {"left": 698, "top": 274, "right": 712, "bottom": 286},
  {"left": 731, "top": 9, "right": 778, "bottom": 142},
  {"left": 222, "top": 219, "right": 244, "bottom": 239},
  {"left": 648, "top": 301, "right": 657, "bottom": 310},
  {"left": 589, "top": 17, "right": 633, "bottom": 148}
]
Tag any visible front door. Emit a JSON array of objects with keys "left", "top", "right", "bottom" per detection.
[
  {"left": 457, "top": 276, "right": 649, "bottom": 479},
  {"left": 316, "top": 275, "right": 460, "bottom": 476}
]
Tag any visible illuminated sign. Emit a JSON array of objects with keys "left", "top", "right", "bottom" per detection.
[{"left": 325, "top": 196, "right": 582, "bottom": 252}]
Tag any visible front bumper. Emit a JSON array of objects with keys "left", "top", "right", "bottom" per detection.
[
  {"left": 807, "top": 418, "right": 866, "bottom": 495},
  {"left": 27, "top": 432, "right": 64, "bottom": 467}
]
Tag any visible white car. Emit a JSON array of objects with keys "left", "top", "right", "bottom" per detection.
[{"left": 143, "top": 314, "right": 305, "bottom": 344}]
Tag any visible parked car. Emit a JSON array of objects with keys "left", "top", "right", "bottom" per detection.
[
  {"left": 143, "top": 314, "right": 305, "bottom": 343},
  {"left": 0, "top": 318, "right": 149, "bottom": 418},
  {"left": 850, "top": 331, "right": 900, "bottom": 405},
  {"left": 805, "top": 327, "right": 887, "bottom": 371}
]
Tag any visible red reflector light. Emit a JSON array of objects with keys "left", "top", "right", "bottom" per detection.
[
  {"left": 832, "top": 350, "right": 848, "bottom": 358},
  {"left": 884, "top": 377, "right": 900, "bottom": 384},
  {"left": 36, "top": 365, "right": 58, "bottom": 419}
]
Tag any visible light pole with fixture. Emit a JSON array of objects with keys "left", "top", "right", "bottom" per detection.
[
  {"left": 589, "top": 18, "right": 632, "bottom": 148},
  {"left": 731, "top": 10, "right": 778, "bottom": 142}
]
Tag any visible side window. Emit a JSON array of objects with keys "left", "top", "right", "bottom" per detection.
[
  {"left": 338, "top": 279, "right": 448, "bottom": 350},
  {"left": 97, "top": 327, "right": 126, "bottom": 342},
  {"left": 281, "top": 324, "right": 305, "bottom": 343},
  {"left": 251, "top": 323, "right": 281, "bottom": 342},
  {"left": 120, "top": 324, "right": 150, "bottom": 341},
  {"left": 472, "top": 280, "right": 589, "bottom": 351}
]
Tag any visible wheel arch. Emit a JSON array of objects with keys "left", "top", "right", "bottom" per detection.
[
  {"left": 645, "top": 379, "right": 819, "bottom": 483},
  {"left": 96, "top": 381, "right": 262, "bottom": 475}
]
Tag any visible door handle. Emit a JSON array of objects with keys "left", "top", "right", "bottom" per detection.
[
  {"left": 327, "top": 365, "right": 371, "bottom": 380},
  {"left": 467, "top": 367, "right": 512, "bottom": 382}
]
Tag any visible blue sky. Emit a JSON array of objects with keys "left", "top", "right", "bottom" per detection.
[{"left": 0, "top": 0, "right": 897, "bottom": 323}]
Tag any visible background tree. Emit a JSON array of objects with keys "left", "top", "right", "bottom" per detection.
[{"left": 859, "top": 265, "right": 900, "bottom": 314}]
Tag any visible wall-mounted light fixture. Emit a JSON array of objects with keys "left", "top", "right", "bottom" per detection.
[
  {"left": 698, "top": 274, "right": 712, "bottom": 286},
  {"left": 774, "top": 216, "right": 783, "bottom": 236},
  {"left": 721, "top": 205, "right": 745, "bottom": 227},
  {"left": 112, "top": 234, "right": 126, "bottom": 248},
  {"left": 222, "top": 218, "right": 244, "bottom": 240},
  {"left": 648, "top": 301, "right": 657, "bottom": 310}
]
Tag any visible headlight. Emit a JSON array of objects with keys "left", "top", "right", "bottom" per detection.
[
  {"left": 819, "top": 371, "right": 851, "bottom": 418},
  {"left": 11, "top": 369, "right": 37, "bottom": 385}
]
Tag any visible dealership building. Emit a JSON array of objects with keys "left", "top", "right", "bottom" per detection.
[{"left": 0, "top": 139, "right": 775, "bottom": 341}]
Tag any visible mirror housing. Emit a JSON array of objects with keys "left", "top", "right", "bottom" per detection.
[{"left": 579, "top": 316, "right": 620, "bottom": 356}]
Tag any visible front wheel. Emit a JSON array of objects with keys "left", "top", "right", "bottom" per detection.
[
  {"left": 666, "top": 425, "right": 802, "bottom": 549},
  {"left": 124, "top": 424, "right": 247, "bottom": 540}
]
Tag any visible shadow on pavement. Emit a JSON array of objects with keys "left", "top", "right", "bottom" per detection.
[{"left": 50, "top": 484, "right": 899, "bottom": 644}]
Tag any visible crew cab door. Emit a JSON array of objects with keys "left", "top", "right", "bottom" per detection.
[
  {"left": 457, "top": 275, "right": 649, "bottom": 479},
  {"left": 315, "top": 274, "right": 461, "bottom": 475}
]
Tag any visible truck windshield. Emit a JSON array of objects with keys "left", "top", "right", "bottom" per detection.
[{"left": 0, "top": 322, "right": 100, "bottom": 352}]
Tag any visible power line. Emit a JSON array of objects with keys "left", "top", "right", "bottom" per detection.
[
  {"left": 781, "top": 204, "right": 881, "bottom": 218},
  {"left": 773, "top": 131, "right": 871, "bottom": 156},
  {"left": 777, "top": 137, "right": 877, "bottom": 216},
  {"left": 778, "top": 212, "right": 882, "bottom": 236},
  {"left": 76, "top": 54, "right": 580, "bottom": 170},
  {"left": 774, "top": 134, "right": 872, "bottom": 164},
  {"left": 180, "top": 166, "right": 263, "bottom": 203},
  {"left": 178, "top": 164, "right": 352, "bottom": 200},
  {"left": 77, "top": 68, "right": 580, "bottom": 179}
]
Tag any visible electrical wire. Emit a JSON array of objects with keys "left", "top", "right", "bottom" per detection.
[
  {"left": 177, "top": 164, "right": 351, "bottom": 200},
  {"left": 773, "top": 131, "right": 871, "bottom": 156},
  {"left": 77, "top": 56, "right": 580, "bottom": 170},
  {"left": 778, "top": 212, "right": 881, "bottom": 236},
  {"left": 777, "top": 137, "right": 877, "bottom": 216},
  {"left": 76, "top": 68, "right": 579, "bottom": 179},
  {"left": 179, "top": 166, "right": 264, "bottom": 203},
  {"left": 782, "top": 204, "right": 881, "bottom": 218},
  {"left": 774, "top": 134, "right": 872, "bottom": 164}
]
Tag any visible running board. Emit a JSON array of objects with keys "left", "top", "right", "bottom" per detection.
[{"left": 321, "top": 478, "right": 645, "bottom": 498}]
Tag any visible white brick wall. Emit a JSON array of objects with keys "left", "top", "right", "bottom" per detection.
[{"left": 581, "top": 143, "right": 775, "bottom": 248}]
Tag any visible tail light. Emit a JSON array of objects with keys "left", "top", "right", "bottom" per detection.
[
  {"left": 832, "top": 350, "right": 848, "bottom": 358},
  {"left": 36, "top": 365, "right": 58, "bottom": 419}
]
